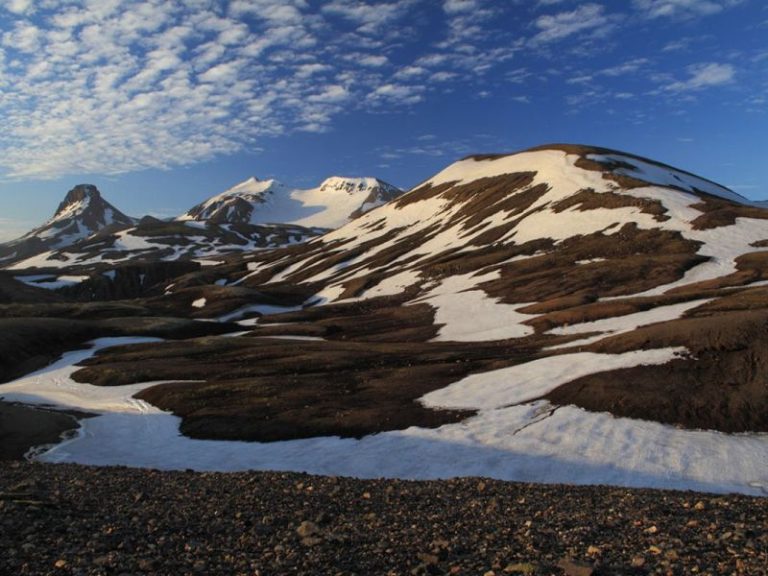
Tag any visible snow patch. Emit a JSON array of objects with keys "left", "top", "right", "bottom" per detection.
[{"left": 422, "top": 348, "right": 685, "bottom": 410}]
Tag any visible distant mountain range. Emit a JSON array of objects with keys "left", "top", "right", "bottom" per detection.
[
  {"left": 0, "top": 175, "right": 403, "bottom": 271},
  {"left": 180, "top": 176, "right": 401, "bottom": 228}
]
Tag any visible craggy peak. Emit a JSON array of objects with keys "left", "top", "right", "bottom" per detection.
[{"left": 64, "top": 183, "right": 101, "bottom": 202}]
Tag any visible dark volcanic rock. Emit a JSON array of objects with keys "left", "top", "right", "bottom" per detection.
[
  {"left": 0, "top": 316, "right": 240, "bottom": 384},
  {"left": 0, "top": 403, "right": 86, "bottom": 460},
  {"left": 0, "top": 272, "right": 63, "bottom": 304},
  {"left": 0, "top": 462, "right": 766, "bottom": 575},
  {"left": 58, "top": 260, "right": 201, "bottom": 300}
]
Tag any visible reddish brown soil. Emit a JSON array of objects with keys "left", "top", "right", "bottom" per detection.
[
  {"left": 72, "top": 332, "right": 551, "bottom": 441},
  {"left": 552, "top": 188, "right": 669, "bottom": 221},
  {"left": 690, "top": 196, "right": 768, "bottom": 230},
  {"left": 480, "top": 224, "right": 705, "bottom": 303},
  {"left": 546, "top": 310, "right": 768, "bottom": 432}
]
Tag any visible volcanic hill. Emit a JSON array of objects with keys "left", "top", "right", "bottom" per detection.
[{"left": 2, "top": 144, "right": 768, "bottom": 494}]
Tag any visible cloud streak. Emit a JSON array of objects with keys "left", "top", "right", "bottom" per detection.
[
  {"left": 633, "top": 0, "right": 745, "bottom": 19},
  {"left": 667, "top": 62, "right": 735, "bottom": 91},
  {"left": 530, "top": 3, "right": 617, "bottom": 45}
]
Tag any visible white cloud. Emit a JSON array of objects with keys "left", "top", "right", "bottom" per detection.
[
  {"left": 0, "top": 0, "right": 556, "bottom": 180},
  {"left": 368, "top": 83, "right": 424, "bottom": 105},
  {"left": 567, "top": 75, "right": 593, "bottom": 85},
  {"left": 358, "top": 54, "right": 388, "bottom": 67},
  {"left": 531, "top": 3, "right": 615, "bottom": 45},
  {"left": 295, "top": 63, "right": 331, "bottom": 77},
  {"left": 443, "top": 0, "right": 479, "bottom": 14},
  {"left": 2, "top": 22, "right": 42, "bottom": 53},
  {"left": 322, "top": 0, "right": 417, "bottom": 32},
  {"left": 599, "top": 58, "right": 649, "bottom": 77},
  {"left": 430, "top": 71, "right": 457, "bottom": 82},
  {"left": 308, "top": 84, "right": 351, "bottom": 103},
  {"left": 667, "top": 62, "right": 735, "bottom": 91},
  {"left": 633, "top": 0, "right": 744, "bottom": 19},
  {"left": 394, "top": 65, "right": 427, "bottom": 79},
  {"left": 3, "top": 0, "right": 34, "bottom": 15},
  {"left": 229, "top": 0, "right": 308, "bottom": 24},
  {"left": 0, "top": 0, "right": 413, "bottom": 179}
]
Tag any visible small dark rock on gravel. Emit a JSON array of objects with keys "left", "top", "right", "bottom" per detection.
[{"left": 1, "top": 462, "right": 767, "bottom": 575}]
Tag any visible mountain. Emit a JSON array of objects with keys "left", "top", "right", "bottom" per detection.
[
  {"left": 2, "top": 176, "right": 402, "bottom": 273},
  {"left": 180, "top": 178, "right": 286, "bottom": 224},
  {"left": 0, "top": 184, "right": 135, "bottom": 266},
  {"left": 179, "top": 176, "right": 403, "bottom": 229},
  {"left": 115, "top": 144, "right": 768, "bottom": 482},
  {"left": 3, "top": 216, "right": 323, "bottom": 275},
  {"left": 4, "top": 143, "right": 768, "bottom": 494}
]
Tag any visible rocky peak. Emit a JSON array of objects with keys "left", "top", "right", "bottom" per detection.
[
  {"left": 47, "top": 183, "right": 134, "bottom": 230},
  {"left": 319, "top": 177, "right": 374, "bottom": 194},
  {"left": 56, "top": 184, "right": 101, "bottom": 215}
]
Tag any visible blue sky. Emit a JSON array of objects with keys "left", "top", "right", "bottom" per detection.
[{"left": 0, "top": 0, "right": 766, "bottom": 241}]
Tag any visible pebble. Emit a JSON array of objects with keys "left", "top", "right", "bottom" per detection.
[{"left": 0, "top": 462, "right": 766, "bottom": 576}]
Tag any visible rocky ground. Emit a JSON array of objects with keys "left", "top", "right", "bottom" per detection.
[
  {"left": 0, "top": 403, "right": 85, "bottom": 461},
  {"left": 1, "top": 461, "right": 766, "bottom": 576}
]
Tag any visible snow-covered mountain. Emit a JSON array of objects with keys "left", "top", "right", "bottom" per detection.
[
  {"left": 120, "top": 143, "right": 768, "bottom": 491},
  {"left": 0, "top": 174, "right": 401, "bottom": 272},
  {"left": 3, "top": 216, "right": 324, "bottom": 274},
  {"left": 0, "top": 184, "right": 135, "bottom": 265},
  {"left": 4, "top": 144, "right": 768, "bottom": 495},
  {"left": 179, "top": 176, "right": 403, "bottom": 229},
  {"left": 236, "top": 144, "right": 766, "bottom": 307}
]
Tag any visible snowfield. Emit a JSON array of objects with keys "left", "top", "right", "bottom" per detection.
[
  {"left": 261, "top": 149, "right": 768, "bottom": 318},
  {"left": 179, "top": 176, "right": 402, "bottom": 229},
  {"left": 1, "top": 338, "right": 767, "bottom": 496}
]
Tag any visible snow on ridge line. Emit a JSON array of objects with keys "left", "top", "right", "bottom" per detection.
[
  {"left": 422, "top": 149, "right": 570, "bottom": 189},
  {"left": 586, "top": 153, "right": 747, "bottom": 204},
  {"left": 419, "top": 147, "right": 745, "bottom": 206},
  {"left": 178, "top": 175, "right": 401, "bottom": 229}
]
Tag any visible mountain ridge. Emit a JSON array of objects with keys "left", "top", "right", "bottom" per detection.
[
  {"left": 179, "top": 175, "right": 403, "bottom": 228},
  {"left": 1, "top": 174, "right": 402, "bottom": 271}
]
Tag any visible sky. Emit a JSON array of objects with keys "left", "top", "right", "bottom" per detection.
[{"left": 0, "top": 0, "right": 766, "bottom": 241}]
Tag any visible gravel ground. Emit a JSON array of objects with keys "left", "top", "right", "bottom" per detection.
[{"left": 1, "top": 462, "right": 767, "bottom": 575}]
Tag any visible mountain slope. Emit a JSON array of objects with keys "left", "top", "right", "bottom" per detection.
[
  {"left": 4, "top": 143, "right": 768, "bottom": 494},
  {"left": 135, "top": 143, "right": 768, "bottom": 442},
  {"left": 179, "top": 176, "right": 403, "bottom": 229},
  {"left": 3, "top": 217, "right": 322, "bottom": 274},
  {"left": 0, "top": 185, "right": 135, "bottom": 265},
  {"left": 234, "top": 144, "right": 767, "bottom": 305}
]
